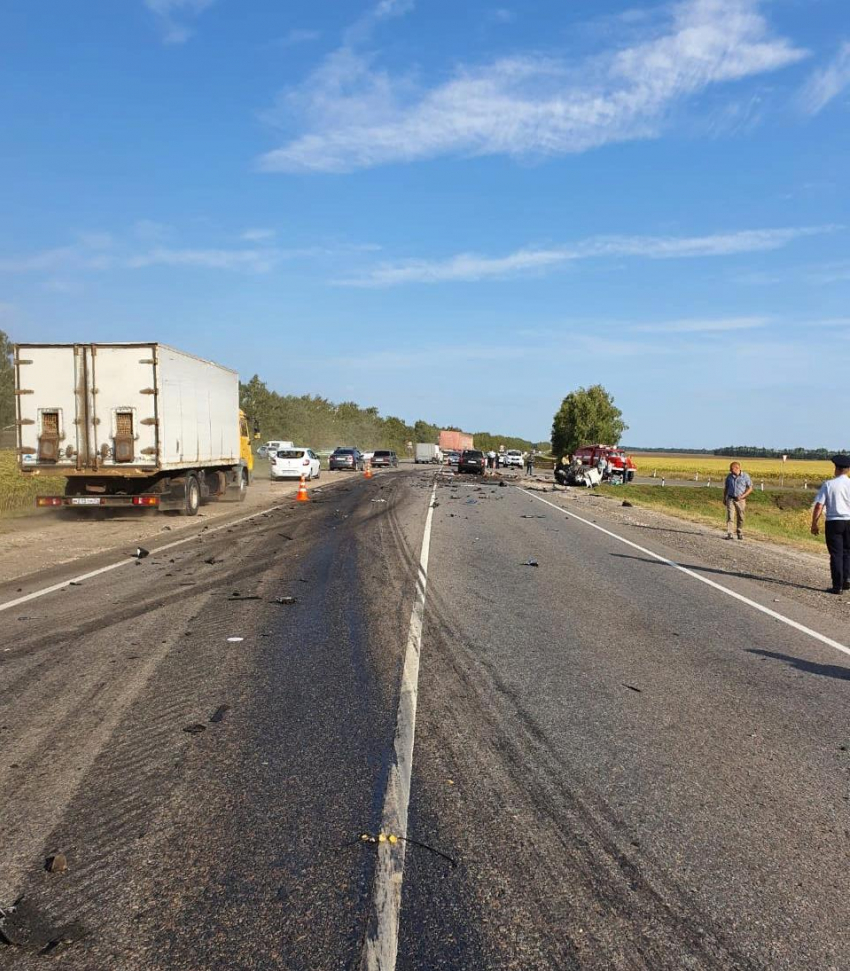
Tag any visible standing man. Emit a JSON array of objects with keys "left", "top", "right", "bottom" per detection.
[
  {"left": 811, "top": 455, "right": 850, "bottom": 594},
  {"left": 525, "top": 450, "right": 535, "bottom": 477},
  {"left": 723, "top": 461, "right": 753, "bottom": 540}
]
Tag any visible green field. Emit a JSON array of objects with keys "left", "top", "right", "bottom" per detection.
[
  {"left": 0, "top": 450, "right": 63, "bottom": 516},
  {"left": 600, "top": 484, "right": 821, "bottom": 551},
  {"left": 631, "top": 453, "right": 832, "bottom": 487}
]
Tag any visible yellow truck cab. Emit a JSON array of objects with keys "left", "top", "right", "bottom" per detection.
[{"left": 239, "top": 410, "right": 254, "bottom": 477}]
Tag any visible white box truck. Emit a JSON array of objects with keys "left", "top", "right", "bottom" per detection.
[
  {"left": 15, "top": 343, "right": 254, "bottom": 515},
  {"left": 415, "top": 443, "right": 442, "bottom": 464}
]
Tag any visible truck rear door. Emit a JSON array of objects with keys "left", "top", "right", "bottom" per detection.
[{"left": 16, "top": 345, "right": 81, "bottom": 470}]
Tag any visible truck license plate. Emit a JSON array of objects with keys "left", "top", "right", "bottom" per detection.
[{"left": 71, "top": 497, "right": 101, "bottom": 505}]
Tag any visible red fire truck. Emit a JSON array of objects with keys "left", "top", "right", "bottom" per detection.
[{"left": 572, "top": 445, "right": 637, "bottom": 482}]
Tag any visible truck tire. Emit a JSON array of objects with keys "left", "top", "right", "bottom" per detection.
[
  {"left": 237, "top": 468, "right": 248, "bottom": 501},
  {"left": 183, "top": 475, "right": 201, "bottom": 516}
]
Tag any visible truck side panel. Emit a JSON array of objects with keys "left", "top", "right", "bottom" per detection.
[{"left": 156, "top": 345, "right": 240, "bottom": 469}]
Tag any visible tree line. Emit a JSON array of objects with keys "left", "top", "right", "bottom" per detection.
[{"left": 239, "top": 374, "right": 536, "bottom": 453}]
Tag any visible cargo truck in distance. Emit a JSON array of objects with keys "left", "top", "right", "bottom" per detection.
[
  {"left": 439, "top": 430, "right": 473, "bottom": 453},
  {"left": 15, "top": 343, "right": 254, "bottom": 516},
  {"left": 414, "top": 443, "right": 442, "bottom": 464}
]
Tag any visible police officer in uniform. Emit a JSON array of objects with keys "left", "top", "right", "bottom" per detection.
[{"left": 811, "top": 454, "right": 850, "bottom": 594}]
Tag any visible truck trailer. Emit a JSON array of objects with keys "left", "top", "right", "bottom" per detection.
[
  {"left": 15, "top": 343, "right": 254, "bottom": 515},
  {"left": 414, "top": 443, "right": 442, "bottom": 464},
  {"left": 438, "top": 430, "right": 473, "bottom": 453}
]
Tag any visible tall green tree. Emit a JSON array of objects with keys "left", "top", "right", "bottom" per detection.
[
  {"left": 0, "top": 330, "right": 14, "bottom": 431},
  {"left": 551, "top": 385, "right": 627, "bottom": 458}
]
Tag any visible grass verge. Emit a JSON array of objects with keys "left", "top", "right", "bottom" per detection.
[
  {"left": 598, "top": 484, "right": 822, "bottom": 552},
  {"left": 0, "top": 450, "right": 65, "bottom": 517}
]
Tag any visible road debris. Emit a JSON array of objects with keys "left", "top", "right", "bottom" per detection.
[
  {"left": 226, "top": 636, "right": 244, "bottom": 643},
  {"left": 183, "top": 723, "right": 206, "bottom": 735},
  {"left": 228, "top": 594, "right": 261, "bottom": 601},
  {"left": 622, "top": 500, "right": 634, "bottom": 507},
  {"left": 210, "top": 705, "right": 230, "bottom": 723},
  {"left": 520, "top": 514, "right": 546, "bottom": 519},
  {"left": 371, "top": 498, "right": 387, "bottom": 503},
  {"left": 522, "top": 560, "right": 539, "bottom": 567},
  {"left": 623, "top": 684, "right": 643, "bottom": 693},
  {"left": 272, "top": 596, "right": 298, "bottom": 605},
  {"left": 133, "top": 547, "right": 150, "bottom": 559},
  {"left": 204, "top": 556, "right": 218, "bottom": 565},
  {"left": 44, "top": 853, "right": 67, "bottom": 874}
]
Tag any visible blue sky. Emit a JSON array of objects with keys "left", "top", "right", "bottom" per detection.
[{"left": 1, "top": 0, "right": 848, "bottom": 448}]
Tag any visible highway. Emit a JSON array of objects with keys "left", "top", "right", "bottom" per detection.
[{"left": 1, "top": 469, "right": 849, "bottom": 970}]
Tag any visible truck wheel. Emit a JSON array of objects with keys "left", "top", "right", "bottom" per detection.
[
  {"left": 237, "top": 468, "right": 248, "bottom": 501},
  {"left": 183, "top": 475, "right": 201, "bottom": 516}
]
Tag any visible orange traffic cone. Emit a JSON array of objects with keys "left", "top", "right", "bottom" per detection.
[
  {"left": 296, "top": 475, "right": 309, "bottom": 501},
  {"left": 364, "top": 463, "right": 373, "bottom": 479}
]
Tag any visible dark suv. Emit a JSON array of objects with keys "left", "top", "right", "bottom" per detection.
[
  {"left": 371, "top": 450, "right": 398, "bottom": 468},
  {"left": 458, "top": 449, "right": 485, "bottom": 474},
  {"left": 329, "top": 447, "right": 365, "bottom": 471}
]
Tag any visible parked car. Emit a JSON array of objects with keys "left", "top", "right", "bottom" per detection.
[
  {"left": 372, "top": 450, "right": 399, "bottom": 468},
  {"left": 458, "top": 449, "right": 486, "bottom": 474},
  {"left": 504, "top": 449, "right": 523, "bottom": 467},
  {"left": 329, "top": 447, "right": 365, "bottom": 471},
  {"left": 270, "top": 447, "right": 321, "bottom": 481},
  {"left": 258, "top": 440, "right": 294, "bottom": 459},
  {"left": 443, "top": 450, "right": 460, "bottom": 467}
]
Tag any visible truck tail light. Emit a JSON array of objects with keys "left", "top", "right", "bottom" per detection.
[
  {"left": 133, "top": 496, "right": 159, "bottom": 506},
  {"left": 36, "top": 497, "right": 63, "bottom": 507}
]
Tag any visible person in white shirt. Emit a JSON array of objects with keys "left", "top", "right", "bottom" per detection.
[{"left": 811, "top": 454, "right": 850, "bottom": 594}]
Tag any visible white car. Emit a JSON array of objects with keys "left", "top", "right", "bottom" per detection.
[
  {"left": 270, "top": 447, "right": 321, "bottom": 481},
  {"left": 258, "top": 440, "right": 294, "bottom": 459},
  {"left": 504, "top": 449, "right": 524, "bottom": 467}
]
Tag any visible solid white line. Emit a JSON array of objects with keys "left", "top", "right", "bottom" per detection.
[
  {"left": 0, "top": 503, "right": 288, "bottom": 614},
  {"left": 523, "top": 489, "right": 850, "bottom": 659},
  {"left": 361, "top": 482, "right": 437, "bottom": 971}
]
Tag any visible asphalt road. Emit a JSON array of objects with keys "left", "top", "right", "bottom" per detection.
[{"left": 1, "top": 470, "right": 849, "bottom": 969}]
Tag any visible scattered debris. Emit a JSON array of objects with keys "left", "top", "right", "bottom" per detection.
[
  {"left": 623, "top": 684, "right": 642, "bottom": 693},
  {"left": 44, "top": 854, "right": 67, "bottom": 874},
  {"left": 522, "top": 560, "right": 539, "bottom": 568},
  {"left": 228, "top": 594, "right": 261, "bottom": 601},
  {"left": 520, "top": 514, "right": 546, "bottom": 519},
  {"left": 272, "top": 596, "right": 298, "bottom": 605},
  {"left": 161, "top": 525, "right": 172, "bottom": 531},
  {"left": 210, "top": 705, "right": 230, "bottom": 724},
  {"left": 183, "top": 723, "right": 206, "bottom": 735},
  {"left": 499, "top": 481, "right": 508, "bottom": 488},
  {"left": 134, "top": 547, "right": 150, "bottom": 559},
  {"left": 278, "top": 533, "right": 294, "bottom": 540},
  {"left": 69, "top": 581, "right": 82, "bottom": 587},
  {"left": 226, "top": 636, "right": 244, "bottom": 643},
  {"left": 622, "top": 500, "right": 633, "bottom": 507},
  {"left": 204, "top": 556, "right": 218, "bottom": 565},
  {"left": 371, "top": 498, "right": 388, "bottom": 503}
]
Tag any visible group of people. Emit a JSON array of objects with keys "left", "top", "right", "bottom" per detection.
[
  {"left": 483, "top": 450, "right": 536, "bottom": 475},
  {"left": 724, "top": 455, "right": 850, "bottom": 595}
]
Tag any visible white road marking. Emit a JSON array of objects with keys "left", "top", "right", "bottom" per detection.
[
  {"left": 361, "top": 482, "right": 437, "bottom": 971},
  {"left": 0, "top": 504, "right": 288, "bottom": 614},
  {"left": 523, "top": 489, "right": 850, "bottom": 659}
]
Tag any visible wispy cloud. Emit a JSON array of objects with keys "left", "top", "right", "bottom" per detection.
[
  {"left": 274, "top": 29, "right": 321, "bottom": 49},
  {"left": 338, "top": 225, "right": 836, "bottom": 287},
  {"left": 240, "top": 228, "right": 277, "bottom": 241},
  {"left": 490, "top": 8, "right": 515, "bottom": 24},
  {"left": 145, "top": 0, "right": 215, "bottom": 45},
  {"left": 798, "top": 41, "right": 850, "bottom": 115},
  {"left": 632, "top": 316, "right": 770, "bottom": 334},
  {"left": 259, "top": 0, "right": 807, "bottom": 173}
]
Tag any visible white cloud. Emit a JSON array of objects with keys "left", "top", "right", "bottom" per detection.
[
  {"left": 798, "top": 41, "right": 850, "bottom": 115},
  {"left": 144, "top": 0, "right": 215, "bottom": 45},
  {"left": 490, "top": 9, "right": 515, "bottom": 24},
  {"left": 274, "top": 29, "right": 321, "bottom": 49},
  {"left": 259, "top": 0, "right": 807, "bottom": 173},
  {"left": 240, "top": 228, "right": 277, "bottom": 241},
  {"left": 632, "top": 316, "right": 770, "bottom": 333},
  {"left": 338, "top": 225, "right": 835, "bottom": 287}
]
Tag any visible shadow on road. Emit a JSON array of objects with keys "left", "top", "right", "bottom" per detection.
[
  {"left": 747, "top": 648, "right": 850, "bottom": 682},
  {"left": 609, "top": 552, "right": 825, "bottom": 593},
  {"left": 622, "top": 523, "right": 705, "bottom": 537}
]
